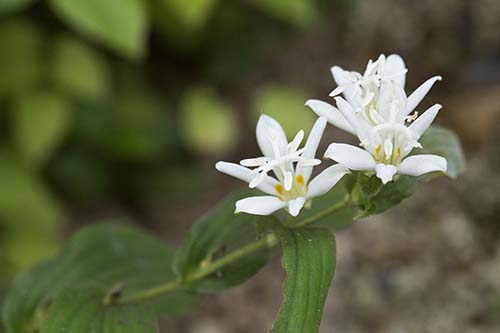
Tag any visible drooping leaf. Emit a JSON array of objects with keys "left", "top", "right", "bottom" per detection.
[
  {"left": 50, "top": 35, "right": 110, "bottom": 100},
  {"left": 174, "top": 191, "right": 275, "bottom": 292},
  {"left": 12, "top": 91, "right": 72, "bottom": 166},
  {"left": 272, "top": 227, "right": 336, "bottom": 333},
  {"left": 48, "top": 0, "right": 148, "bottom": 60},
  {"left": 415, "top": 125, "right": 466, "bottom": 178},
  {"left": 179, "top": 86, "right": 238, "bottom": 155},
  {"left": 41, "top": 288, "right": 159, "bottom": 333},
  {"left": 2, "top": 223, "right": 197, "bottom": 333},
  {"left": 0, "top": 19, "right": 42, "bottom": 97},
  {"left": 252, "top": 85, "right": 316, "bottom": 138},
  {"left": 0, "top": 0, "right": 36, "bottom": 14}
]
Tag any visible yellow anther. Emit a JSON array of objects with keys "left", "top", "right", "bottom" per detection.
[
  {"left": 375, "top": 144, "right": 382, "bottom": 155},
  {"left": 275, "top": 184, "right": 284, "bottom": 195},
  {"left": 296, "top": 175, "right": 305, "bottom": 186}
]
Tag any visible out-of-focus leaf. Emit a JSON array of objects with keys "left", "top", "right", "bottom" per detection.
[
  {"left": 284, "top": 177, "right": 357, "bottom": 230},
  {"left": 253, "top": 85, "right": 316, "bottom": 138},
  {"left": 0, "top": 19, "right": 42, "bottom": 97},
  {"left": 2, "top": 223, "right": 197, "bottom": 333},
  {"left": 272, "top": 226, "right": 336, "bottom": 333},
  {"left": 12, "top": 91, "right": 72, "bottom": 166},
  {"left": 179, "top": 86, "right": 238, "bottom": 155},
  {"left": 252, "top": 0, "right": 318, "bottom": 29},
  {"left": 415, "top": 125, "right": 466, "bottom": 178},
  {"left": 156, "top": 0, "right": 216, "bottom": 31},
  {"left": 48, "top": 149, "right": 110, "bottom": 203},
  {"left": 41, "top": 287, "right": 159, "bottom": 333},
  {"left": 0, "top": 153, "right": 63, "bottom": 270},
  {"left": 0, "top": 0, "right": 36, "bottom": 14},
  {"left": 50, "top": 35, "right": 109, "bottom": 100},
  {"left": 49, "top": 0, "right": 148, "bottom": 60},
  {"left": 174, "top": 191, "right": 274, "bottom": 292}
]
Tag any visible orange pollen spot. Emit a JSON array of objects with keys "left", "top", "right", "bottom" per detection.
[
  {"left": 296, "top": 175, "right": 305, "bottom": 186},
  {"left": 275, "top": 184, "right": 284, "bottom": 195},
  {"left": 375, "top": 144, "right": 382, "bottom": 155},
  {"left": 397, "top": 147, "right": 401, "bottom": 157}
]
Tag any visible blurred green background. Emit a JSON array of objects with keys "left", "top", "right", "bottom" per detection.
[{"left": 1, "top": 0, "right": 500, "bottom": 332}]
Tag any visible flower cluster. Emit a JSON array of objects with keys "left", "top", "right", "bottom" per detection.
[{"left": 217, "top": 54, "right": 447, "bottom": 217}]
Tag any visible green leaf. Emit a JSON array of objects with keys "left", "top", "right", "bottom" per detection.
[
  {"left": 272, "top": 227, "right": 336, "bottom": 333},
  {"left": 179, "top": 86, "right": 238, "bottom": 155},
  {"left": 155, "top": 0, "right": 216, "bottom": 31},
  {"left": 345, "top": 172, "right": 415, "bottom": 218},
  {"left": 12, "top": 91, "right": 72, "bottom": 166},
  {"left": 252, "top": 85, "right": 316, "bottom": 138},
  {"left": 2, "top": 223, "right": 197, "bottom": 333},
  {"left": 49, "top": 0, "right": 148, "bottom": 60},
  {"left": 0, "top": 0, "right": 36, "bottom": 14},
  {"left": 0, "top": 153, "right": 63, "bottom": 270},
  {"left": 41, "top": 287, "right": 159, "bottom": 333},
  {"left": 50, "top": 35, "right": 110, "bottom": 100},
  {"left": 284, "top": 178, "right": 357, "bottom": 230},
  {"left": 252, "top": 0, "right": 317, "bottom": 29},
  {"left": 415, "top": 125, "right": 466, "bottom": 178},
  {"left": 174, "top": 191, "right": 274, "bottom": 292},
  {"left": 0, "top": 19, "right": 42, "bottom": 97}
]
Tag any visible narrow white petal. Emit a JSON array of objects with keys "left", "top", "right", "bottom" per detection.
[
  {"left": 331, "top": 66, "right": 350, "bottom": 86},
  {"left": 249, "top": 172, "right": 266, "bottom": 189},
  {"left": 408, "top": 104, "right": 442, "bottom": 139},
  {"left": 375, "top": 164, "right": 398, "bottom": 184},
  {"left": 305, "top": 99, "right": 356, "bottom": 135},
  {"left": 329, "top": 86, "right": 344, "bottom": 97},
  {"left": 385, "top": 54, "right": 407, "bottom": 88},
  {"left": 335, "top": 97, "right": 370, "bottom": 141},
  {"left": 397, "top": 154, "right": 447, "bottom": 177},
  {"left": 307, "top": 164, "right": 348, "bottom": 199},
  {"left": 324, "top": 143, "right": 376, "bottom": 170},
  {"left": 256, "top": 114, "right": 288, "bottom": 159},
  {"left": 288, "top": 197, "right": 306, "bottom": 217},
  {"left": 297, "top": 158, "right": 321, "bottom": 168},
  {"left": 240, "top": 157, "right": 268, "bottom": 167},
  {"left": 295, "top": 116, "right": 327, "bottom": 182},
  {"left": 215, "top": 162, "right": 278, "bottom": 195},
  {"left": 235, "top": 196, "right": 286, "bottom": 216},
  {"left": 284, "top": 171, "right": 293, "bottom": 191},
  {"left": 288, "top": 130, "right": 304, "bottom": 152},
  {"left": 405, "top": 76, "right": 442, "bottom": 115}
]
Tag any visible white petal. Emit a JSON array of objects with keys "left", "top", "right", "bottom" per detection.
[
  {"left": 249, "top": 172, "right": 267, "bottom": 189},
  {"left": 397, "top": 154, "right": 447, "bottom": 177},
  {"left": 324, "top": 143, "right": 376, "bottom": 170},
  {"left": 375, "top": 164, "right": 398, "bottom": 184},
  {"left": 385, "top": 54, "right": 407, "bottom": 88},
  {"left": 240, "top": 157, "right": 268, "bottom": 167},
  {"left": 235, "top": 196, "right": 286, "bottom": 216},
  {"left": 215, "top": 162, "right": 278, "bottom": 195},
  {"left": 288, "top": 197, "right": 306, "bottom": 217},
  {"left": 408, "top": 104, "right": 442, "bottom": 139},
  {"left": 305, "top": 99, "right": 356, "bottom": 135},
  {"left": 284, "top": 171, "right": 293, "bottom": 191},
  {"left": 329, "top": 86, "right": 344, "bottom": 97},
  {"left": 307, "top": 164, "right": 348, "bottom": 199},
  {"left": 288, "top": 130, "right": 304, "bottom": 152},
  {"left": 256, "top": 114, "right": 288, "bottom": 159},
  {"left": 335, "top": 97, "right": 371, "bottom": 141},
  {"left": 405, "top": 76, "right": 442, "bottom": 115},
  {"left": 297, "top": 158, "right": 321, "bottom": 168},
  {"left": 295, "top": 116, "right": 327, "bottom": 182}
]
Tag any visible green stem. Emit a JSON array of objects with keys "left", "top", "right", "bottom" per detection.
[
  {"left": 120, "top": 235, "right": 277, "bottom": 305},
  {"left": 119, "top": 199, "right": 352, "bottom": 305},
  {"left": 291, "top": 197, "right": 352, "bottom": 228}
]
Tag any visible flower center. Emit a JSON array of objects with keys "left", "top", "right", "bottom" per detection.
[{"left": 275, "top": 174, "right": 307, "bottom": 201}]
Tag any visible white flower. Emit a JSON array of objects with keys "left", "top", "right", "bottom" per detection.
[
  {"left": 216, "top": 115, "right": 348, "bottom": 216},
  {"left": 306, "top": 54, "right": 447, "bottom": 184}
]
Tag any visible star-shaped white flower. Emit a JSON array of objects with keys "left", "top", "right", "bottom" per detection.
[
  {"left": 305, "top": 54, "right": 447, "bottom": 184},
  {"left": 216, "top": 115, "right": 348, "bottom": 216}
]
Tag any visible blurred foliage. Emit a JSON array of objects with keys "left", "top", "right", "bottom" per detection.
[{"left": 0, "top": 0, "right": 329, "bottom": 308}]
